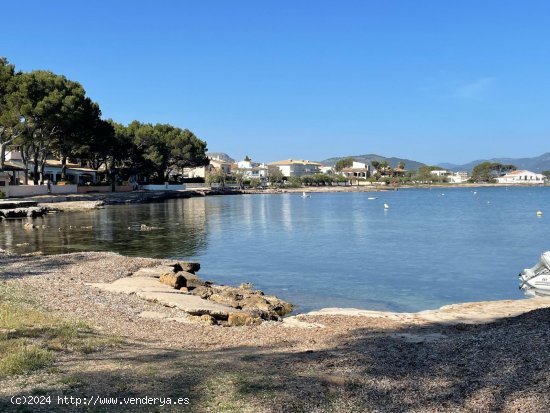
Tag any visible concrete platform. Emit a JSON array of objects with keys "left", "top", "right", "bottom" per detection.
[{"left": 88, "top": 276, "right": 240, "bottom": 318}]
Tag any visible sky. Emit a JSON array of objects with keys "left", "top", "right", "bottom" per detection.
[{"left": 1, "top": 0, "right": 549, "bottom": 165}]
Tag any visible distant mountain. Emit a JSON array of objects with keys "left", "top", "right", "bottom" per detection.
[
  {"left": 207, "top": 152, "right": 235, "bottom": 163},
  {"left": 321, "top": 154, "right": 426, "bottom": 171},
  {"left": 438, "top": 152, "right": 550, "bottom": 173}
]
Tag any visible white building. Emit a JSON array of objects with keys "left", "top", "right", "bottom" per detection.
[
  {"left": 496, "top": 170, "right": 547, "bottom": 184},
  {"left": 4, "top": 151, "right": 97, "bottom": 184},
  {"left": 182, "top": 156, "right": 232, "bottom": 179},
  {"left": 268, "top": 159, "right": 322, "bottom": 178},
  {"left": 236, "top": 158, "right": 268, "bottom": 180},
  {"left": 430, "top": 169, "right": 449, "bottom": 177},
  {"left": 429, "top": 169, "right": 469, "bottom": 183},
  {"left": 340, "top": 161, "right": 370, "bottom": 180},
  {"left": 319, "top": 166, "right": 335, "bottom": 174}
]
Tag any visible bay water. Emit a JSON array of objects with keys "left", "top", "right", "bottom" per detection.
[{"left": 1, "top": 187, "right": 548, "bottom": 313}]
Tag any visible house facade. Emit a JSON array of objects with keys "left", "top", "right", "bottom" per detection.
[
  {"left": 4, "top": 151, "right": 97, "bottom": 184},
  {"left": 340, "top": 161, "right": 370, "bottom": 180},
  {"left": 268, "top": 159, "right": 322, "bottom": 177},
  {"left": 430, "top": 169, "right": 469, "bottom": 183},
  {"left": 236, "top": 158, "right": 268, "bottom": 180},
  {"left": 496, "top": 170, "right": 547, "bottom": 184},
  {"left": 182, "top": 156, "right": 233, "bottom": 179}
]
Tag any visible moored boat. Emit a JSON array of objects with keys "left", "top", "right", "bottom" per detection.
[{"left": 519, "top": 251, "right": 550, "bottom": 297}]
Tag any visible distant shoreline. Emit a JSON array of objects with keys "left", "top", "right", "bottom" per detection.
[{"left": 1, "top": 182, "right": 547, "bottom": 213}]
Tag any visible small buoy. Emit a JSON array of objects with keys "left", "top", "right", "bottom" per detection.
[
  {"left": 384, "top": 203, "right": 390, "bottom": 209},
  {"left": 537, "top": 210, "right": 543, "bottom": 217}
]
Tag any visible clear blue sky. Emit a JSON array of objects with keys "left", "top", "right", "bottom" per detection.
[{"left": 1, "top": 0, "right": 549, "bottom": 164}]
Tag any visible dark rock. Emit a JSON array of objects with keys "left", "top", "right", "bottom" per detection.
[{"left": 175, "top": 261, "right": 201, "bottom": 274}]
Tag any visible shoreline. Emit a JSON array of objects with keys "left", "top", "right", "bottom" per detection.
[
  {"left": 3, "top": 250, "right": 550, "bottom": 411},
  {"left": 1, "top": 182, "right": 546, "bottom": 213},
  {"left": 2, "top": 248, "right": 548, "bottom": 324}
]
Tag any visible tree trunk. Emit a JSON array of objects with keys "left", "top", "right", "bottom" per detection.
[
  {"left": 32, "top": 151, "right": 40, "bottom": 185},
  {"left": 61, "top": 155, "right": 67, "bottom": 180},
  {"left": 0, "top": 142, "right": 5, "bottom": 171},
  {"left": 0, "top": 135, "right": 17, "bottom": 171},
  {"left": 110, "top": 167, "right": 116, "bottom": 192},
  {"left": 110, "top": 158, "right": 116, "bottom": 192}
]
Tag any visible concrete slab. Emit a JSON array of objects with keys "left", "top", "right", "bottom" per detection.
[{"left": 88, "top": 276, "right": 239, "bottom": 317}]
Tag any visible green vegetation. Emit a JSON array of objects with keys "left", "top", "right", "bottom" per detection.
[
  {"left": 334, "top": 157, "right": 354, "bottom": 171},
  {"left": 0, "top": 285, "right": 122, "bottom": 378},
  {"left": 470, "top": 162, "right": 516, "bottom": 183},
  {"left": 0, "top": 57, "right": 208, "bottom": 184},
  {"left": 267, "top": 166, "right": 285, "bottom": 186},
  {"left": 206, "top": 169, "right": 227, "bottom": 186}
]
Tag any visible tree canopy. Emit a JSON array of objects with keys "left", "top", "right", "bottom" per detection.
[
  {"left": 334, "top": 157, "right": 354, "bottom": 171},
  {"left": 0, "top": 56, "right": 208, "bottom": 185},
  {"left": 471, "top": 162, "right": 516, "bottom": 183}
]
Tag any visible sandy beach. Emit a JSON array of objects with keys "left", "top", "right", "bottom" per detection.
[{"left": 2, "top": 250, "right": 550, "bottom": 412}]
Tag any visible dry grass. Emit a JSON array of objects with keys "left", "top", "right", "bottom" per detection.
[{"left": 0, "top": 285, "right": 122, "bottom": 379}]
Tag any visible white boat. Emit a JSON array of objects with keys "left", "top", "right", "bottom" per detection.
[
  {"left": 383, "top": 203, "right": 389, "bottom": 209},
  {"left": 301, "top": 192, "right": 310, "bottom": 198},
  {"left": 367, "top": 197, "right": 378, "bottom": 200},
  {"left": 519, "top": 251, "right": 550, "bottom": 297}
]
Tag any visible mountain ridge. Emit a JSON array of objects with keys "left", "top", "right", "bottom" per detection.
[
  {"left": 438, "top": 152, "right": 550, "bottom": 173},
  {"left": 320, "top": 154, "right": 426, "bottom": 171}
]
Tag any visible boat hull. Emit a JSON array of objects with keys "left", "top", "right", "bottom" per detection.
[{"left": 519, "top": 251, "right": 550, "bottom": 297}]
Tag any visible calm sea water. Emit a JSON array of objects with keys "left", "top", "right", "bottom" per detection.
[{"left": 1, "top": 187, "right": 549, "bottom": 313}]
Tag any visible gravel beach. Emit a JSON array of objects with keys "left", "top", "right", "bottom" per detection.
[{"left": 2, "top": 250, "right": 550, "bottom": 412}]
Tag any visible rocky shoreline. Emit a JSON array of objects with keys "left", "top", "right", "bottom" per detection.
[
  {"left": 90, "top": 259, "right": 294, "bottom": 327},
  {"left": 3, "top": 250, "right": 550, "bottom": 411}
]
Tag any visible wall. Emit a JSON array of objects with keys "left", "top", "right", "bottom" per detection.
[
  {"left": 51, "top": 185, "right": 78, "bottom": 194},
  {"left": 184, "top": 183, "right": 209, "bottom": 189},
  {"left": 77, "top": 185, "right": 133, "bottom": 193},
  {"left": 140, "top": 184, "right": 186, "bottom": 191},
  {"left": 3, "top": 185, "right": 48, "bottom": 197},
  {"left": 1, "top": 184, "right": 78, "bottom": 198}
]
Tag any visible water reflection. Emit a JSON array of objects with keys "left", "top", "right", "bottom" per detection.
[
  {"left": 0, "top": 198, "right": 208, "bottom": 258},
  {"left": 2, "top": 188, "right": 550, "bottom": 313}
]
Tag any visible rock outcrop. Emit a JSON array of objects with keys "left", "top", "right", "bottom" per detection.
[
  {"left": 91, "top": 260, "right": 294, "bottom": 326},
  {"left": 0, "top": 206, "right": 48, "bottom": 220},
  {"left": 151, "top": 261, "right": 294, "bottom": 322}
]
